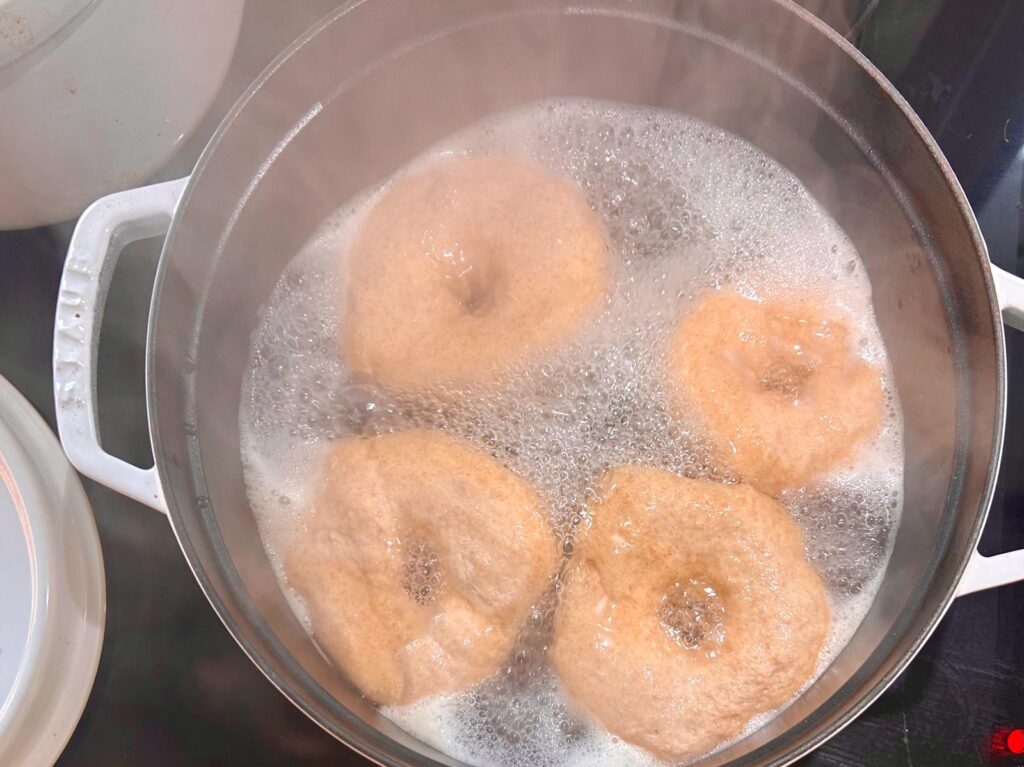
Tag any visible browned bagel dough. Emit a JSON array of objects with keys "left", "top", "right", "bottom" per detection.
[
  {"left": 343, "top": 156, "right": 609, "bottom": 390},
  {"left": 286, "top": 430, "right": 559, "bottom": 705},
  {"left": 550, "top": 466, "right": 829, "bottom": 761},
  {"left": 667, "top": 292, "right": 884, "bottom": 495}
]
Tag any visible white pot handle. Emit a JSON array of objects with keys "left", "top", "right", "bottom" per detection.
[
  {"left": 52, "top": 178, "right": 189, "bottom": 514},
  {"left": 957, "top": 264, "right": 1024, "bottom": 596}
]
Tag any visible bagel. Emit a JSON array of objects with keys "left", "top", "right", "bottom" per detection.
[
  {"left": 667, "top": 291, "right": 884, "bottom": 495},
  {"left": 285, "top": 430, "right": 559, "bottom": 705},
  {"left": 550, "top": 466, "right": 829, "bottom": 761},
  {"left": 343, "top": 155, "right": 610, "bottom": 390}
]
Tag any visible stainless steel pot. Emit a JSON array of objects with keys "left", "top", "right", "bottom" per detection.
[{"left": 52, "top": 1, "right": 1024, "bottom": 764}]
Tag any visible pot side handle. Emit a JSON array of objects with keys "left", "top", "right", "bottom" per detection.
[
  {"left": 957, "top": 264, "right": 1024, "bottom": 596},
  {"left": 53, "top": 178, "right": 189, "bottom": 514}
]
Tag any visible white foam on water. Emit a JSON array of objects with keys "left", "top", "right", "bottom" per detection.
[{"left": 239, "top": 98, "right": 905, "bottom": 766}]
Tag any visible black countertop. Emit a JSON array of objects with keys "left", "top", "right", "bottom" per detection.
[{"left": 1, "top": 1, "right": 1022, "bottom": 765}]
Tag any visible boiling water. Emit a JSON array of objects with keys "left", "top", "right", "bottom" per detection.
[{"left": 240, "top": 98, "right": 904, "bottom": 766}]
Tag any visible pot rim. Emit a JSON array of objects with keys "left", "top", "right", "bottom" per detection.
[{"left": 147, "top": 2, "right": 1007, "bottom": 765}]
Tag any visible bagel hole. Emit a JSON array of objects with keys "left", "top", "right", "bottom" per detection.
[
  {"left": 402, "top": 541, "right": 446, "bottom": 605},
  {"left": 760, "top": 359, "right": 812, "bottom": 399},
  {"left": 659, "top": 578, "right": 725, "bottom": 654},
  {"left": 443, "top": 248, "right": 503, "bottom": 316}
]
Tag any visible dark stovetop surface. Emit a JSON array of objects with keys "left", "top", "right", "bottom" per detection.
[{"left": 1, "top": 1, "right": 1022, "bottom": 765}]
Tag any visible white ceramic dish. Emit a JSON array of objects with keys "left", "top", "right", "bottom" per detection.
[
  {"left": 0, "top": 0, "right": 244, "bottom": 229},
  {"left": 0, "top": 375, "right": 104, "bottom": 766}
]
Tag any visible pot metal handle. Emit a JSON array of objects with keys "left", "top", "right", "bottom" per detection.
[
  {"left": 957, "top": 264, "right": 1024, "bottom": 595},
  {"left": 52, "top": 178, "right": 188, "bottom": 514}
]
